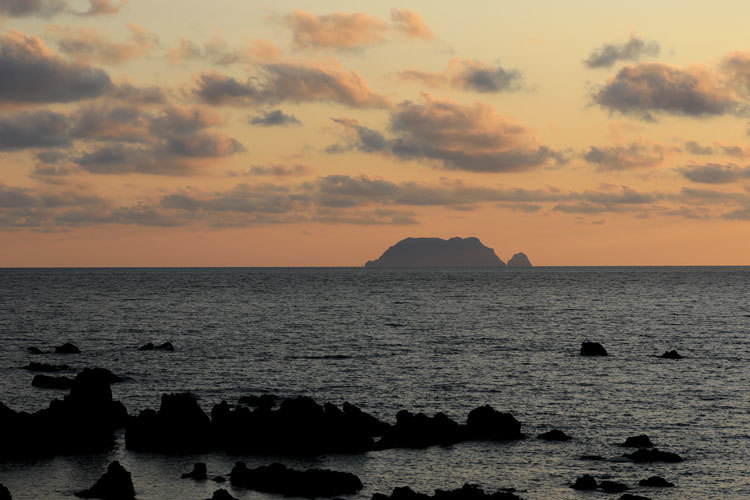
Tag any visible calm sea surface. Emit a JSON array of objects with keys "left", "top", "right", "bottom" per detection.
[{"left": 0, "top": 267, "right": 748, "bottom": 499}]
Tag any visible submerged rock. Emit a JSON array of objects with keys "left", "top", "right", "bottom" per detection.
[
  {"left": 23, "top": 362, "right": 72, "bottom": 373},
  {"left": 625, "top": 448, "right": 683, "bottom": 463},
  {"left": 570, "top": 475, "right": 597, "bottom": 490},
  {"left": 507, "top": 252, "right": 533, "bottom": 268},
  {"left": 75, "top": 461, "right": 134, "bottom": 499},
  {"left": 580, "top": 342, "right": 608, "bottom": 356},
  {"left": 32, "top": 375, "right": 73, "bottom": 390},
  {"left": 600, "top": 480, "right": 629, "bottom": 493},
  {"left": 27, "top": 347, "right": 43, "bottom": 355},
  {"left": 126, "top": 393, "right": 211, "bottom": 453},
  {"left": 54, "top": 343, "right": 81, "bottom": 354},
  {"left": 230, "top": 462, "right": 363, "bottom": 498},
  {"left": 137, "top": 342, "right": 174, "bottom": 351},
  {"left": 372, "top": 483, "right": 523, "bottom": 500},
  {"left": 181, "top": 463, "right": 207, "bottom": 480},
  {"left": 537, "top": 429, "right": 571, "bottom": 441},
  {"left": 660, "top": 350, "right": 683, "bottom": 359},
  {"left": 621, "top": 434, "right": 653, "bottom": 448},
  {"left": 137, "top": 343, "right": 154, "bottom": 351},
  {"left": 639, "top": 476, "right": 674, "bottom": 487}
]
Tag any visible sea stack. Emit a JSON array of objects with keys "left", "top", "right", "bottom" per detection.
[
  {"left": 507, "top": 252, "right": 532, "bottom": 267},
  {"left": 365, "top": 237, "right": 523, "bottom": 268}
]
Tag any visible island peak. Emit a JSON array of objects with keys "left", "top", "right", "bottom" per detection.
[{"left": 364, "top": 237, "right": 528, "bottom": 268}]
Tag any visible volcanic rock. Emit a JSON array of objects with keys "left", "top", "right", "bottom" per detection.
[
  {"left": 207, "top": 490, "right": 237, "bottom": 500},
  {"left": 54, "top": 343, "right": 81, "bottom": 354},
  {"left": 507, "top": 253, "right": 532, "bottom": 267},
  {"left": 660, "top": 350, "right": 683, "bottom": 359},
  {"left": 537, "top": 429, "right": 571, "bottom": 441},
  {"left": 639, "top": 476, "right": 674, "bottom": 487},
  {"left": 238, "top": 394, "right": 279, "bottom": 409},
  {"left": 570, "top": 475, "right": 597, "bottom": 490},
  {"left": 0, "top": 483, "right": 11, "bottom": 500},
  {"left": 625, "top": 448, "right": 683, "bottom": 463},
  {"left": 377, "top": 410, "right": 460, "bottom": 449},
  {"left": 580, "top": 342, "right": 608, "bottom": 356},
  {"left": 75, "top": 461, "right": 135, "bottom": 499},
  {"left": 372, "top": 483, "right": 523, "bottom": 500},
  {"left": 621, "top": 434, "right": 653, "bottom": 448},
  {"left": 364, "top": 237, "right": 506, "bottom": 268},
  {"left": 32, "top": 375, "right": 73, "bottom": 390},
  {"left": 600, "top": 480, "right": 629, "bottom": 493},
  {"left": 619, "top": 495, "right": 652, "bottom": 500},
  {"left": 230, "top": 462, "right": 363, "bottom": 497},
  {"left": 465, "top": 405, "right": 524, "bottom": 441},
  {"left": 181, "top": 463, "right": 207, "bottom": 480}
]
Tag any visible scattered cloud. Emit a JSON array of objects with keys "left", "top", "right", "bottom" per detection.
[
  {"left": 228, "top": 164, "right": 311, "bottom": 177},
  {"left": 0, "top": 110, "right": 71, "bottom": 150},
  {"left": 250, "top": 109, "right": 301, "bottom": 127},
  {"left": 0, "top": 0, "right": 127, "bottom": 18},
  {"left": 584, "top": 35, "right": 660, "bottom": 68},
  {"left": 679, "top": 163, "right": 750, "bottom": 184},
  {"left": 80, "top": 0, "right": 128, "bottom": 16},
  {"left": 284, "top": 9, "right": 387, "bottom": 50},
  {"left": 398, "top": 58, "right": 523, "bottom": 93},
  {"left": 46, "top": 24, "right": 157, "bottom": 64},
  {"left": 584, "top": 143, "right": 666, "bottom": 170},
  {"left": 684, "top": 140, "right": 715, "bottom": 155},
  {"left": 168, "top": 36, "right": 282, "bottom": 66},
  {"left": 390, "top": 9, "right": 432, "bottom": 39}
]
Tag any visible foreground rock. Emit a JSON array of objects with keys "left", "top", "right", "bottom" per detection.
[
  {"left": 372, "top": 483, "right": 523, "bottom": 500},
  {"left": 55, "top": 343, "right": 81, "bottom": 354},
  {"left": 230, "top": 462, "right": 362, "bottom": 497},
  {"left": 23, "top": 362, "right": 72, "bottom": 373},
  {"left": 207, "top": 490, "right": 237, "bottom": 500},
  {"left": 537, "top": 429, "right": 570, "bottom": 441},
  {"left": 181, "top": 463, "right": 207, "bottom": 480},
  {"left": 625, "top": 448, "right": 683, "bottom": 463},
  {"left": 621, "top": 434, "right": 653, "bottom": 448},
  {"left": 507, "top": 253, "right": 532, "bottom": 268},
  {"left": 660, "top": 350, "right": 683, "bottom": 359},
  {"left": 126, "top": 393, "right": 211, "bottom": 453},
  {"left": 364, "top": 237, "right": 507, "bottom": 268},
  {"left": 238, "top": 393, "right": 279, "bottom": 409},
  {"left": 619, "top": 495, "right": 652, "bottom": 500},
  {"left": 0, "top": 483, "right": 11, "bottom": 500},
  {"left": 639, "top": 476, "right": 674, "bottom": 487},
  {"left": 32, "top": 375, "right": 73, "bottom": 390},
  {"left": 75, "top": 461, "right": 134, "bottom": 499},
  {"left": 0, "top": 370, "right": 127, "bottom": 457},
  {"left": 580, "top": 342, "right": 608, "bottom": 356},
  {"left": 600, "top": 481, "right": 629, "bottom": 493},
  {"left": 571, "top": 475, "right": 597, "bottom": 490}
]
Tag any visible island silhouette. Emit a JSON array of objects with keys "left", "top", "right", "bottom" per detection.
[{"left": 364, "top": 237, "right": 532, "bottom": 268}]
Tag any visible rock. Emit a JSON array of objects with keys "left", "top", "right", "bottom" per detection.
[
  {"left": 75, "top": 461, "right": 135, "bottom": 499},
  {"left": 619, "top": 495, "right": 652, "bottom": 500},
  {"left": 638, "top": 476, "right": 674, "bottom": 487},
  {"left": 78, "top": 367, "right": 124, "bottom": 385},
  {"left": 621, "top": 434, "right": 653, "bottom": 448},
  {"left": 625, "top": 448, "right": 683, "bottom": 463},
  {"left": 156, "top": 342, "right": 174, "bottom": 351},
  {"left": 27, "top": 347, "right": 43, "bottom": 355},
  {"left": 32, "top": 375, "right": 73, "bottom": 390},
  {"left": 600, "top": 480, "right": 629, "bottom": 493},
  {"left": 207, "top": 490, "right": 237, "bottom": 500},
  {"left": 238, "top": 394, "right": 279, "bottom": 409},
  {"left": 465, "top": 405, "right": 524, "bottom": 441},
  {"left": 364, "top": 237, "right": 506, "bottom": 268},
  {"left": 54, "top": 343, "right": 81, "bottom": 354},
  {"left": 23, "top": 362, "right": 72, "bottom": 373},
  {"left": 570, "top": 475, "right": 597, "bottom": 490},
  {"left": 507, "top": 252, "right": 532, "bottom": 267},
  {"left": 372, "top": 483, "right": 523, "bottom": 500},
  {"left": 0, "top": 483, "right": 11, "bottom": 500},
  {"left": 580, "top": 342, "right": 608, "bottom": 356},
  {"left": 377, "top": 410, "right": 461, "bottom": 449},
  {"left": 137, "top": 343, "right": 154, "bottom": 351},
  {"left": 537, "top": 429, "right": 571, "bottom": 441},
  {"left": 125, "top": 392, "right": 212, "bottom": 453},
  {"left": 660, "top": 350, "right": 683, "bottom": 359},
  {"left": 579, "top": 455, "right": 605, "bottom": 461},
  {"left": 212, "top": 476, "right": 226, "bottom": 483},
  {"left": 181, "top": 462, "right": 207, "bottom": 480},
  {"left": 230, "top": 462, "right": 363, "bottom": 497}
]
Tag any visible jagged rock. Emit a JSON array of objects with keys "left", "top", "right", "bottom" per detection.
[
  {"left": 638, "top": 476, "right": 674, "bottom": 487},
  {"left": 138, "top": 342, "right": 174, "bottom": 351},
  {"left": 537, "top": 429, "right": 570, "bottom": 441},
  {"left": 75, "top": 461, "right": 134, "bottom": 499},
  {"left": 0, "top": 483, "right": 11, "bottom": 500},
  {"left": 181, "top": 463, "right": 207, "bottom": 480},
  {"left": 230, "top": 462, "right": 363, "bottom": 497},
  {"left": 621, "top": 434, "right": 653, "bottom": 448},
  {"left": 137, "top": 343, "right": 154, "bottom": 351},
  {"left": 619, "top": 495, "right": 652, "bottom": 500},
  {"left": 32, "top": 375, "right": 73, "bottom": 390},
  {"left": 78, "top": 368, "right": 123, "bottom": 385},
  {"left": 660, "top": 350, "right": 683, "bottom": 359},
  {"left": 465, "top": 405, "right": 523, "bottom": 441},
  {"left": 238, "top": 394, "right": 279, "bottom": 409},
  {"left": 625, "top": 448, "right": 683, "bottom": 463},
  {"left": 364, "top": 237, "right": 506, "bottom": 268},
  {"left": 23, "top": 362, "right": 72, "bottom": 373},
  {"left": 600, "top": 481, "right": 629, "bottom": 493},
  {"left": 570, "top": 475, "right": 597, "bottom": 490},
  {"left": 580, "top": 342, "right": 608, "bottom": 356},
  {"left": 27, "top": 347, "right": 43, "bottom": 355},
  {"left": 207, "top": 490, "right": 237, "bottom": 500},
  {"left": 126, "top": 393, "right": 211, "bottom": 453},
  {"left": 54, "top": 343, "right": 81, "bottom": 354},
  {"left": 372, "top": 483, "right": 523, "bottom": 500},
  {"left": 377, "top": 410, "right": 460, "bottom": 449},
  {"left": 507, "top": 253, "right": 532, "bottom": 267}
]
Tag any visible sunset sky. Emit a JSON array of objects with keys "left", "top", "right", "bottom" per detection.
[{"left": 2, "top": 0, "right": 750, "bottom": 266}]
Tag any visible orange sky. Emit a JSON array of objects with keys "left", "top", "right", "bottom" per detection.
[{"left": 1, "top": 0, "right": 750, "bottom": 266}]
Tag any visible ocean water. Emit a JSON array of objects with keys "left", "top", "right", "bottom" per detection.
[{"left": 0, "top": 267, "right": 748, "bottom": 499}]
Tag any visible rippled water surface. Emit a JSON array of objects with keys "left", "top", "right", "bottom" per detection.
[{"left": 0, "top": 267, "right": 748, "bottom": 499}]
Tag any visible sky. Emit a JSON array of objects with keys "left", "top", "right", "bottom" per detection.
[{"left": 1, "top": 0, "right": 750, "bottom": 266}]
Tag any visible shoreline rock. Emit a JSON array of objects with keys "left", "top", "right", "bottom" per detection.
[
  {"left": 54, "top": 343, "right": 81, "bottom": 354},
  {"left": 580, "top": 342, "right": 608, "bottom": 356},
  {"left": 75, "top": 461, "right": 134, "bottom": 499},
  {"left": 230, "top": 462, "right": 363, "bottom": 498},
  {"left": 32, "top": 375, "right": 73, "bottom": 390},
  {"left": 372, "top": 483, "right": 523, "bottom": 500}
]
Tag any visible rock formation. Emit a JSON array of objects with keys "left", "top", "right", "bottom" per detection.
[
  {"left": 365, "top": 237, "right": 506, "bottom": 268},
  {"left": 75, "top": 461, "right": 135, "bottom": 499},
  {"left": 230, "top": 462, "right": 363, "bottom": 497},
  {"left": 507, "top": 252, "right": 532, "bottom": 267}
]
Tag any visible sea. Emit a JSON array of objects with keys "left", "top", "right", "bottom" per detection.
[{"left": 0, "top": 267, "right": 748, "bottom": 499}]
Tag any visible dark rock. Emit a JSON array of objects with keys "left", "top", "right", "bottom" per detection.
[
  {"left": 465, "top": 405, "right": 524, "bottom": 441},
  {"left": 625, "top": 448, "right": 683, "bottom": 463},
  {"left": 600, "top": 481, "right": 629, "bottom": 493},
  {"left": 372, "top": 483, "right": 523, "bottom": 500},
  {"left": 125, "top": 392, "right": 211, "bottom": 453},
  {"left": 23, "top": 362, "right": 72, "bottom": 373},
  {"left": 580, "top": 342, "right": 608, "bottom": 356},
  {"left": 571, "top": 475, "right": 597, "bottom": 490},
  {"left": 238, "top": 394, "right": 279, "bottom": 409},
  {"left": 212, "top": 476, "right": 226, "bottom": 483},
  {"left": 75, "top": 461, "right": 135, "bottom": 499},
  {"left": 377, "top": 410, "right": 461, "bottom": 449},
  {"left": 32, "top": 375, "right": 73, "bottom": 390},
  {"left": 507, "top": 252, "right": 532, "bottom": 268},
  {"left": 55, "top": 343, "right": 81, "bottom": 354},
  {"left": 638, "top": 476, "right": 674, "bottom": 487},
  {"left": 137, "top": 343, "right": 154, "bottom": 351},
  {"left": 619, "top": 495, "right": 652, "bottom": 500},
  {"left": 156, "top": 342, "right": 174, "bottom": 351},
  {"left": 579, "top": 455, "right": 605, "bottom": 461},
  {"left": 364, "top": 237, "right": 506, "bottom": 268},
  {"left": 537, "top": 429, "right": 570, "bottom": 441},
  {"left": 660, "top": 350, "right": 683, "bottom": 359},
  {"left": 230, "top": 462, "right": 363, "bottom": 497},
  {"left": 621, "top": 434, "right": 653, "bottom": 448},
  {"left": 181, "top": 462, "right": 207, "bottom": 480},
  {"left": 78, "top": 367, "right": 124, "bottom": 385},
  {"left": 207, "top": 490, "right": 237, "bottom": 500},
  {"left": 0, "top": 483, "right": 11, "bottom": 500},
  {"left": 27, "top": 347, "right": 43, "bottom": 355}
]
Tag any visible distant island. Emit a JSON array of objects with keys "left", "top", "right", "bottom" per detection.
[{"left": 364, "top": 237, "right": 533, "bottom": 268}]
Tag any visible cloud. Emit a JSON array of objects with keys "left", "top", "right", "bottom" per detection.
[
  {"left": 192, "top": 61, "right": 389, "bottom": 108},
  {"left": 168, "top": 37, "right": 282, "bottom": 66},
  {"left": 81, "top": 0, "right": 128, "bottom": 16},
  {"left": 284, "top": 9, "right": 387, "bottom": 50},
  {"left": 0, "top": 30, "right": 113, "bottom": 104},
  {"left": 683, "top": 140, "right": 750, "bottom": 158},
  {"left": 584, "top": 143, "right": 665, "bottom": 170},
  {"left": 250, "top": 109, "right": 301, "bottom": 126},
  {"left": 0, "top": 110, "right": 71, "bottom": 150},
  {"left": 0, "top": 0, "right": 127, "bottom": 17},
  {"left": 329, "top": 94, "right": 561, "bottom": 172},
  {"left": 592, "top": 63, "right": 745, "bottom": 120},
  {"left": 227, "top": 164, "right": 311, "bottom": 177},
  {"left": 46, "top": 24, "right": 157, "bottom": 64},
  {"left": 110, "top": 82, "right": 167, "bottom": 105},
  {"left": 684, "top": 140, "right": 714, "bottom": 155},
  {"left": 398, "top": 58, "right": 523, "bottom": 93},
  {"left": 721, "top": 51, "right": 750, "bottom": 95},
  {"left": 679, "top": 163, "right": 750, "bottom": 184},
  {"left": 390, "top": 9, "right": 432, "bottom": 39},
  {"left": 553, "top": 186, "right": 659, "bottom": 213},
  {"left": 584, "top": 35, "right": 660, "bottom": 68},
  {"left": 722, "top": 206, "right": 750, "bottom": 220}
]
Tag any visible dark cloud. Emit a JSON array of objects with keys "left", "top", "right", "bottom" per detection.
[
  {"left": 721, "top": 206, "right": 750, "bottom": 220},
  {"left": 0, "top": 0, "right": 67, "bottom": 17},
  {"left": 191, "top": 72, "right": 260, "bottom": 105},
  {"left": 398, "top": 59, "right": 523, "bottom": 93},
  {"left": 584, "top": 35, "right": 660, "bottom": 68},
  {"left": 679, "top": 163, "right": 750, "bottom": 184},
  {"left": 0, "top": 111, "right": 71, "bottom": 150},
  {"left": 584, "top": 143, "right": 664, "bottom": 170},
  {"left": 684, "top": 140, "right": 714, "bottom": 155},
  {"left": 592, "top": 63, "right": 744, "bottom": 120},
  {"left": 110, "top": 83, "right": 167, "bottom": 105},
  {"left": 0, "top": 30, "right": 113, "bottom": 104},
  {"left": 236, "top": 164, "right": 311, "bottom": 176},
  {"left": 250, "top": 109, "right": 301, "bottom": 126},
  {"left": 554, "top": 186, "right": 659, "bottom": 213}
]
